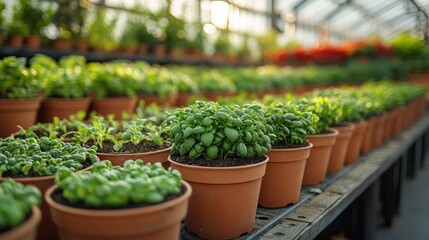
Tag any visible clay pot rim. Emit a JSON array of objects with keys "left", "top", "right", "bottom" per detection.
[
  {"left": 0, "top": 97, "right": 42, "bottom": 102},
  {"left": 330, "top": 121, "right": 355, "bottom": 131},
  {"left": 44, "top": 181, "right": 191, "bottom": 216},
  {"left": 269, "top": 142, "right": 313, "bottom": 153},
  {"left": 41, "top": 97, "right": 92, "bottom": 102},
  {"left": 167, "top": 154, "right": 269, "bottom": 170},
  {"left": 91, "top": 96, "right": 138, "bottom": 101},
  {"left": 308, "top": 128, "right": 339, "bottom": 138},
  {"left": 0, "top": 206, "right": 41, "bottom": 238},
  {"left": 95, "top": 146, "right": 172, "bottom": 157}
]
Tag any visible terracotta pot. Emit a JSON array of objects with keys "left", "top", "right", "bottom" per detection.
[
  {"left": 138, "top": 44, "right": 149, "bottom": 55},
  {"left": 90, "top": 97, "right": 137, "bottom": 120},
  {"left": 392, "top": 106, "right": 405, "bottom": 137},
  {"left": 96, "top": 146, "right": 172, "bottom": 168},
  {"left": 121, "top": 45, "right": 137, "bottom": 56},
  {"left": 38, "top": 97, "right": 91, "bottom": 123},
  {"left": 202, "top": 92, "right": 237, "bottom": 101},
  {"left": 0, "top": 98, "right": 41, "bottom": 138},
  {"left": 8, "top": 35, "right": 24, "bottom": 49},
  {"left": 26, "top": 35, "right": 41, "bottom": 50},
  {"left": 345, "top": 120, "right": 368, "bottom": 164},
  {"left": 328, "top": 122, "right": 355, "bottom": 173},
  {"left": 45, "top": 181, "right": 191, "bottom": 240},
  {"left": 176, "top": 92, "right": 195, "bottom": 107},
  {"left": 75, "top": 40, "right": 89, "bottom": 52},
  {"left": 382, "top": 110, "right": 394, "bottom": 142},
  {"left": 302, "top": 128, "right": 338, "bottom": 185},
  {"left": 0, "top": 165, "right": 94, "bottom": 240},
  {"left": 52, "top": 39, "right": 72, "bottom": 51},
  {"left": 170, "top": 47, "right": 183, "bottom": 59},
  {"left": 137, "top": 94, "right": 178, "bottom": 107},
  {"left": 259, "top": 144, "right": 312, "bottom": 208},
  {"left": 153, "top": 44, "right": 167, "bottom": 57},
  {"left": 361, "top": 117, "right": 376, "bottom": 154},
  {"left": 168, "top": 156, "right": 268, "bottom": 239},
  {"left": 371, "top": 114, "right": 386, "bottom": 149},
  {"left": 0, "top": 206, "right": 41, "bottom": 240}
]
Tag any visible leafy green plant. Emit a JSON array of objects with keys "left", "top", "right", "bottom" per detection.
[
  {"left": 293, "top": 96, "right": 342, "bottom": 133},
  {"left": 15, "top": 0, "right": 53, "bottom": 36},
  {"left": 391, "top": 33, "right": 425, "bottom": 60},
  {"left": 136, "top": 67, "right": 178, "bottom": 99},
  {"left": 87, "top": 62, "right": 138, "bottom": 98},
  {"left": 16, "top": 111, "right": 87, "bottom": 139},
  {"left": 134, "top": 102, "right": 174, "bottom": 124},
  {"left": 264, "top": 103, "right": 317, "bottom": 146},
  {"left": 0, "top": 179, "right": 41, "bottom": 232},
  {"left": 4, "top": 0, "right": 29, "bottom": 36},
  {"left": 31, "top": 54, "right": 90, "bottom": 99},
  {"left": 70, "top": 116, "right": 167, "bottom": 153},
  {"left": 0, "top": 1, "right": 7, "bottom": 35},
  {"left": 54, "top": 159, "right": 182, "bottom": 207},
  {"left": 84, "top": 8, "right": 118, "bottom": 51},
  {"left": 163, "top": 101, "right": 272, "bottom": 160},
  {"left": 0, "top": 136, "right": 98, "bottom": 177},
  {"left": 214, "top": 30, "right": 230, "bottom": 55},
  {"left": 197, "top": 70, "right": 236, "bottom": 93},
  {"left": 52, "top": 0, "right": 87, "bottom": 40},
  {"left": 0, "top": 57, "right": 40, "bottom": 99}
]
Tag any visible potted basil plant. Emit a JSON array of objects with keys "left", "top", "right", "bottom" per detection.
[
  {"left": 0, "top": 136, "right": 99, "bottom": 240},
  {"left": 31, "top": 54, "right": 92, "bottom": 123},
  {"left": 45, "top": 160, "right": 191, "bottom": 240},
  {"left": 258, "top": 103, "right": 317, "bottom": 208},
  {"left": 0, "top": 179, "right": 42, "bottom": 240},
  {"left": 164, "top": 101, "right": 271, "bottom": 239},
  {"left": 0, "top": 56, "right": 41, "bottom": 138}
]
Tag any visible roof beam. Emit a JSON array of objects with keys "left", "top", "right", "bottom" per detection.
[
  {"left": 323, "top": 0, "right": 351, "bottom": 22},
  {"left": 292, "top": 0, "right": 311, "bottom": 13}
]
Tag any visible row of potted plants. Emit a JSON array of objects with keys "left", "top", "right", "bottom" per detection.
[
  {"left": 0, "top": 0, "right": 205, "bottom": 58},
  {"left": 1, "top": 80, "right": 427, "bottom": 240},
  {"left": 0, "top": 53, "right": 414, "bottom": 137},
  {"left": 270, "top": 33, "right": 424, "bottom": 65},
  {"left": 0, "top": 135, "right": 191, "bottom": 239}
]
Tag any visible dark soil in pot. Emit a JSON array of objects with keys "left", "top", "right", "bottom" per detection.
[
  {"left": 86, "top": 140, "right": 171, "bottom": 154},
  {"left": 170, "top": 153, "right": 265, "bottom": 167}
]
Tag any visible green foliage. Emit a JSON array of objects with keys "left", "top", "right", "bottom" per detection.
[
  {"left": 0, "top": 136, "right": 98, "bottom": 177},
  {"left": 55, "top": 160, "right": 182, "bottom": 207},
  {"left": 134, "top": 102, "right": 174, "bottom": 124},
  {"left": 87, "top": 62, "right": 138, "bottom": 98},
  {"left": 163, "top": 12, "right": 187, "bottom": 48},
  {"left": 163, "top": 101, "right": 271, "bottom": 160},
  {"left": 264, "top": 103, "right": 317, "bottom": 146},
  {"left": 0, "top": 1, "right": 5, "bottom": 34},
  {"left": 119, "top": 16, "right": 156, "bottom": 47},
  {"left": 70, "top": 116, "right": 167, "bottom": 152},
  {"left": 293, "top": 96, "right": 342, "bottom": 133},
  {"left": 52, "top": 0, "right": 87, "bottom": 39},
  {"left": 0, "top": 179, "right": 41, "bottom": 231},
  {"left": 391, "top": 33, "right": 425, "bottom": 60},
  {"left": 0, "top": 57, "right": 40, "bottom": 99},
  {"left": 17, "top": 111, "right": 87, "bottom": 139},
  {"left": 136, "top": 67, "right": 178, "bottom": 99},
  {"left": 196, "top": 70, "right": 236, "bottom": 93},
  {"left": 16, "top": 0, "right": 53, "bottom": 36},
  {"left": 83, "top": 9, "right": 118, "bottom": 50},
  {"left": 31, "top": 54, "right": 89, "bottom": 99},
  {"left": 214, "top": 31, "right": 230, "bottom": 55}
]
